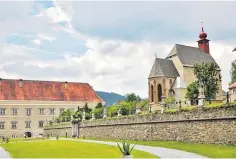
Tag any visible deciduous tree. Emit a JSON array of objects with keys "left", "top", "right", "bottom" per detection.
[
  {"left": 230, "top": 60, "right": 236, "bottom": 84},
  {"left": 193, "top": 62, "right": 219, "bottom": 103},
  {"left": 185, "top": 81, "right": 199, "bottom": 105}
]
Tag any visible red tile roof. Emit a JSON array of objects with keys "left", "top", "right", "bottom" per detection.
[
  {"left": 0, "top": 78, "right": 103, "bottom": 102},
  {"left": 229, "top": 82, "right": 236, "bottom": 89}
]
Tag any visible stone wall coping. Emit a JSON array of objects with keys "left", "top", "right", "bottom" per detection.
[
  {"left": 80, "top": 116, "right": 236, "bottom": 128},
  {"left": 44, "top": 126, "right": 72, "bottom": 130}
]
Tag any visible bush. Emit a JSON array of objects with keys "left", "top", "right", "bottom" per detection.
[
  {"left": 180, "top": 106, "right": 197, "bottom": 112},
  {"left": 164, "top": 109, "right": 178, "bottom": 114},
  {"left": 94, "top": 108, "right": 103, "bottom": 119},
  {"left": 139, "top": 99, "right": 149, "bottom": 111},
  {"left": 203, "top": 103, "right": 224, "bottom": 109},
  {"left": 2, "top": 137, "right": 9, "bottom": 144},
  {"left": 107, "top": 105, "right": 118, "bottom": 117}
]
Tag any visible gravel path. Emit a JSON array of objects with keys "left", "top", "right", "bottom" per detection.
[
  {"left": 0, "top": 146, "right": 10, "bottom": 158},
  {"left": 61, "top": 138, "right": 208, "bottom": 158}
]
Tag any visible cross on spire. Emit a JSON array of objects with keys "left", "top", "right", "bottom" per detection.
[{"left": 201, "top": 16, "right": 204, "bottom": 32}]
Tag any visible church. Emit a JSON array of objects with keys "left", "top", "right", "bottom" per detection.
[{"left": 148, "top": 27, "right": 224, "bottom": 110}]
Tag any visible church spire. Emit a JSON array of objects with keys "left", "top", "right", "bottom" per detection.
[{"left": 197, "top": 18, "right": 210, "bottom": 54}]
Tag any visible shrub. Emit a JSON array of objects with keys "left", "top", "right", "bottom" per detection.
[
  {"left": 203, "top": 103, "right": 224, "bottom": 109},
  {"left": 2, "top": 137, "right": 9, "bottom": 144},
  {"left": 107, "top": 105, "right": 118, "bottom": 117},
  {"left": 164, "top": 108, "right": 178, "bottom": 114},
  {"left": 180, "top": 106, "right": 197, "bottom": 112},
  {"left": 94, "top": 108, "right": 103, "bottom": 119}
]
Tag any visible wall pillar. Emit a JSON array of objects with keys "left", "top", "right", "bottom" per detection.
[
  {"left": 153, "top": 80, "right": 157, "bottom": 103},
  {"left": 162, "top": 78, "right": 166, "bottom": 97},
  {"left": 71, "top": 120, "right": 80, "bottom": 137}
]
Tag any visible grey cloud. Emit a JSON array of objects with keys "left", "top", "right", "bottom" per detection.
[{"left": 69, "top": 1, "right": 236, "bottom": 42}]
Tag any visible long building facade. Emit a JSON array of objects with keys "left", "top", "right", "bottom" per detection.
[{"left": 0, "top": 78, "right": 104, "bottom": 138}]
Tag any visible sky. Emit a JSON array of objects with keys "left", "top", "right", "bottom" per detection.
[{"left": 0, "top": 1, "right": 235, "bottom": 98}]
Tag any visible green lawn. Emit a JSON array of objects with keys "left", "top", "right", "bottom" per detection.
[
  {"left": 83, "top": 138, "right": 236, "bottom": 158},
  {"left": 1, "top": 140, "right": 157, "bottom": 158}
]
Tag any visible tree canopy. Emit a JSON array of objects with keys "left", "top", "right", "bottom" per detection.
[
  {"left": 230, "top": 60, "right": 236, "bottom": 84},
  {"left": 185, "top": 81, "right": 199, "bottom": 105},
  {"left": 193, "top": 62, "right": 220, "bottom": 102},
  {"left": 125, "top": 93, "right": 141, "bottom": 103}
]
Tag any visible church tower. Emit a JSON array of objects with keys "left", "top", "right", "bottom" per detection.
[{"left": 197, "top": 26, "right": 210, "bottom": 54}]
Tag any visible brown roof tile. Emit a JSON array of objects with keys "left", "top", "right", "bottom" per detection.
[{"left": 0, "top": 78, "right": 103, "bottom": 102}]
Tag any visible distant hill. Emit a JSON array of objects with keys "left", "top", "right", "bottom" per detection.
[{"left": 96, "top": 91, "right": 126, "bottom": 106}]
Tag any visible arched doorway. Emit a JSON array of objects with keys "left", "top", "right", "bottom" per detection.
[
  {"left": 24, "top": 132, "right": 32, "bottom": 138},
  {"left": 150, "top": 85, "right": 154, "bottom": 102},
  {"left": 157, "top": 84, "right": 162, "bottom": 102}
]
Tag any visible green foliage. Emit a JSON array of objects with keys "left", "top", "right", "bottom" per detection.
[
  {"left": 83, "top": 103, "right": 92, "bottom": 113},
  {"left": 59, "top": 109, "right": 73, "bottom": 122},
  {"left": 164, "top": 97, "right": 175, "bottom": 108},
  {"left": 107, "top": 105, "right": 118, "bottom": 117},
  {"left": 93, "top": 108, "right": 103, "bottom": 119},
  {"left": 180, "top": 106, "right": 197, "bottom": 112},
  {"left": 2, "top": 137, "right": 9, "bottom": 144},
  {"left": 73, "top": 104, "right": 93, "bottom": 120},
  {"left": 194, "top": 62, "right": 220, "bottom": 102},
  {"left": 230, "top": 59, "right": 236, "bottom": 84},
  {"left": 185, "top": 81, "right": 199, "bottom": 103},
  {"left": 164, "top": 109, "right": 178, "bottom": 114},
  {"left": 54, "top": 117, "right": 61, "bottom": 124},
  {"left": 204, "top": 102, "right": 224, "bottom": 109},
  {"left": 49, "top": 120, "right": 54, "bottom": 126},
  {"left": 120, "top": 101, "right": 136, "bottom": 115},
  {"left": 95, "top": 103, "right": 103, "bottom": 108},
  {"left": 139, "top": 99, "right": 149, "bottom": 111},
  {"left": 117, "top": 141, "right": 135, "bottom": 156},
  {"left": 125, "top": 93, "right": 141, "bottom": 103}
]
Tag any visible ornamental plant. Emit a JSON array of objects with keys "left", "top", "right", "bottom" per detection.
[{"left": 117, "top": 141, "right": 135, "bottom": 156}]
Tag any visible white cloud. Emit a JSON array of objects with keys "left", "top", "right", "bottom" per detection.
[
  {"left": 38, "top": 2, "right": 72, "bottom": 23},
  {"left": 32, "top": 39, "right": 41, "bottom": 45},
  {"left": 38, "top": 34, "right": 55, "bottom": 41}
]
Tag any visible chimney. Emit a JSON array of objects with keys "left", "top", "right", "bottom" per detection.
[
  {"left": 19, "top": 79, "right": 23, "bottom": 88},
  {"left": 64, "top": 81, "right": 68, "bottom": 89},
  {"left": 197, "top": 26, "right": 210, "bottom": 54}
]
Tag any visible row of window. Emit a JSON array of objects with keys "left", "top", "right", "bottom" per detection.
[
  {"left": 0, "top": 108, "right": 66, "bottom": 116},
  {"left": 0, "top": 121, "right": 44, "bottom": 129}
]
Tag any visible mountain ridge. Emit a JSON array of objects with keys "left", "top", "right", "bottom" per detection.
[{"left": 96, "top": 91, "right": 125, "bottom": 106}]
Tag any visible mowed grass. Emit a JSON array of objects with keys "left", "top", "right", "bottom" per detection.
[
  {"left": 1, "top": 140, "right": 157, "bottom": 158},
  {"left": 84, "top": 139, "right": 236, "bottom": 158}
]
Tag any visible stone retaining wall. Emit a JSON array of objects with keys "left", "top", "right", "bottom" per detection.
[
  {"left": 44, "top": 126, "right": 72, "bottom": 137},
  {"left": 80, "top": 117, "right": 236, "bottom": 145},
  {"left": 44, "top": 106, "right": 236, "bottom": 145}
]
